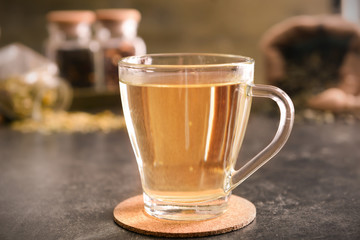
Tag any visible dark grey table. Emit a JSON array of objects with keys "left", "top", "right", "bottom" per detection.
[{"left": 0, "top": 115, "right": 359, "bottom": 240}]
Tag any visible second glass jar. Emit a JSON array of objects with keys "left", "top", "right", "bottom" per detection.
[{"left": 95, "top": 9, "right": 146, "bottom": 91}]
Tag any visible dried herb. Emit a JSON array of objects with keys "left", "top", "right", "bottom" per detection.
[
  {"left": 11, "top": 110, "right": 126, "bottom": 134},
  {"left": 103, "top": 44, "right": 135, "bottom": 91},
  {"left": 56, "top": 48, "right": 95, "bottom": 88}
]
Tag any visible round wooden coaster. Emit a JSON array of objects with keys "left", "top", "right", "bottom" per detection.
[{"left": 113, "top": 195, "right": 256, "bottom": 238}]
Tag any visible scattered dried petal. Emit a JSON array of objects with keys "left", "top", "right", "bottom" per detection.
[{"left": 11, "top": 110, "right": 126, "bottom": 134}]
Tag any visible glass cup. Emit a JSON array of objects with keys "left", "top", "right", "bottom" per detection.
[{"left": 118, "top": 53, "right": 294, "bottom": 221}]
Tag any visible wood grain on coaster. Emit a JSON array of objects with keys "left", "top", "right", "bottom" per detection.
[{"left": 113, "top": 195, "right": 256, "bottom": 238}]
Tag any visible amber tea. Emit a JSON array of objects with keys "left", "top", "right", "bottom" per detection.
[{"left": 121, "top": 78, "right": 252, "bottom": 203}]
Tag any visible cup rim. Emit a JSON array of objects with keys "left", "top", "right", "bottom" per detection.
[{"left": 118, "top": 53, "right": 254, "bottom": 70}]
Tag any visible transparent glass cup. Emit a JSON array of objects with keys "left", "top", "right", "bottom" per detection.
[{"left": 118, "top": 53, "right": 294, "bottom": 221}]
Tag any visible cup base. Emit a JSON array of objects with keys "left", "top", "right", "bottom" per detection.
[{"left": 143, "top": 192, "right": 230, "bottom": 221}]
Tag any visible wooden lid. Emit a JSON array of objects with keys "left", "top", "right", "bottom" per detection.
[
  {"left": 96, "top": 9, "right": 141, "bottom": 22},
  {"left": 47, "top": 10, "right": 96, "bottom": 23}
]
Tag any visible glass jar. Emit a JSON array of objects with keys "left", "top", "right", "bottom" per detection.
[
  {"left": 45, "top": 10, "right": 101, "bottom": 89},
  {"left": 95, "top": 9, "right": 146, "bottom": 91}
]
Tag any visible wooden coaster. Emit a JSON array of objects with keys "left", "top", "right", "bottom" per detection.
[{"left": 113, "top": 195, "right": 256, "bottom": 238}]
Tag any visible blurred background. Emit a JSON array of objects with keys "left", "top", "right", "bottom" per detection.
[
  {"left": 0, "top": 0, "right": 336, "bottom": 82},
  {"left": 3, "top": 0, "right": 360, "bottom": 131}
]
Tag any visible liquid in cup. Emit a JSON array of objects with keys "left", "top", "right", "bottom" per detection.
[{"left": 119, "top": 54, "right": 294, "bottom": 221}]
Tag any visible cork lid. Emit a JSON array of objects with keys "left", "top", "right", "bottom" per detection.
[
  {"left": 95, "top": 9, "right": 141, "bottom": 22},
  {"left": 47, "top": 10, "right": 96, "bottom": 23}
]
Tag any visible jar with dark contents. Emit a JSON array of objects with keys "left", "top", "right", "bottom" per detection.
[
  {"left": 45, "top": 11, "right": 100, "bottom": 89},
  {"left": 95, "top": 9, "right": 146, "bottom": 91}
]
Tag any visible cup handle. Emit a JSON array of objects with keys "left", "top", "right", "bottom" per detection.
[{"left": 229, "top": 84, "right": 295, "bottom": 190}]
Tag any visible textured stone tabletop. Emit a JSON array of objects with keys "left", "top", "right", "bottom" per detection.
[{"left": 0, "top": 115, "right": 359, "bottom": 239}]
